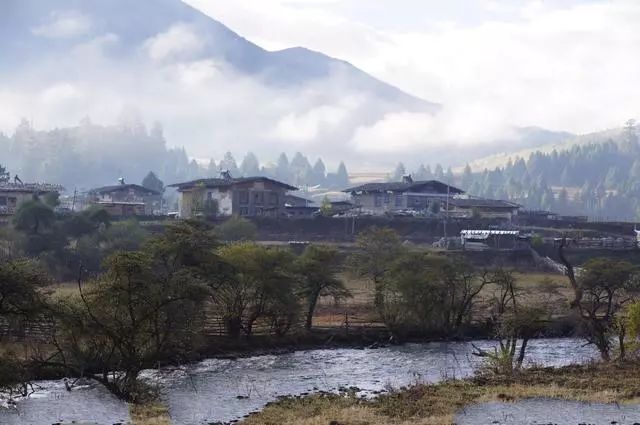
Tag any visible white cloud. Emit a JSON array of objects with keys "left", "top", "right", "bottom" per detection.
[
  {"left": 143, "top": 23, "right": 204, "bottom": 62},
  {"left": 186, "top": 0, "right": 640, "bottom": 140},
  {"left": 40, "top": 83, "right": 83, "bottom": 105},
  {"left": 270, "top": 100, "right": 357, "bottom": 142},
  {"left": 31, "top": 10, "right": 91, "bottom": 39}
]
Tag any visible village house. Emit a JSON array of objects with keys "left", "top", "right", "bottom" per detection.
[
  {"left": 343, "top": 175, "right": 521, "bottom": 219},
  {"left": 343, "top": 176, "right": 464, "bottom": 215},
  {"left": 284, "top": 194, "right": 319, "bottom": 218},
  {"left": 170, "top": 173, "right": 298, "bottom": 219},
  {"left": 0, "top": 181, "right": 63, "bottom": 217},
  {"left": 446, "top": 198, "right": 521, "bottom": 220},
  {"left": 87, "top": 180, "right": 160, "bottom": 217}
]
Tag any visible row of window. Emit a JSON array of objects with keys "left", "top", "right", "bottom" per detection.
[
  {"left": 0, "top": 196, "right": 18, "bottom": 207},
  {"left": 238, "top": 191, "right": 278, "bottom": 206},
  {"left": 374, "top": 193, "right": 404, "bottom": 207},
  {"left": 238, "top": 207, "right": 271, "bottom": 216}
]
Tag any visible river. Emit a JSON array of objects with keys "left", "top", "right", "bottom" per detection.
[{"left": 0, "top": 338, "right": 600, "bottom": 425}]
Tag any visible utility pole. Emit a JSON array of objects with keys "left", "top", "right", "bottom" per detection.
[{"left": 71, "top": 188, "right": 77, "bottom": 212}]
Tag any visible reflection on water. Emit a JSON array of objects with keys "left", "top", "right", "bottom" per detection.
[
  {"left": 457, "top": 398, "right": 640, "bottom": 424},
  {"left": 0, "top": 338, "right": 597, "bottom": 425}
]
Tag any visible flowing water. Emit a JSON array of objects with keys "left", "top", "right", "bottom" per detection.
[{"left": 0, "top": 338, "right": 602, "bottom": 425}]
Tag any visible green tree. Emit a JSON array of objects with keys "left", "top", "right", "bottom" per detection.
[
  {"left": 320, "top": 196, "right": 333, "bottom": 216},
  {"left": 348, "top": 227, "right": 405, "bottom": 312},
  {"left": 240, "top": 152, "right": 260, "bottom": 177},
  {"left": 558, "top": 242, "right": 638, "bottom": 361},
  {"left": 141, "top": 171, "right": 164, "bottom": 194},
  {"left": 13, "top": 199, "right": 54, "bottom": 235},
  {"left": 52, "top": 227, "right": 212, "bottom": 402},
  {"left": 297, "top": 245, "right": 350, "bottom": 329},
  {"left": 0, "top": 260, "right": 49, "bottom": 395},
  {"left": 335, "top": 161, "right": 349, "bottom": 188},
  {"left": 461, "top": 164, "right": 473, "bottom": 189},
  {"left": 216, "top": 243, "right": 298, "bottom": 338},
  {"left": 391, "top": 162, "right": 406, "bottom": 182}
]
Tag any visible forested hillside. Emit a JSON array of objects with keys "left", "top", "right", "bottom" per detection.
[{"left": 391, "top": 120, "right": 640, "bottom": 221}]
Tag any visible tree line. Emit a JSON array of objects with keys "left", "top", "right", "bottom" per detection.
[{"left": 0, "top": 118, "right": 350, "bottom": 191}]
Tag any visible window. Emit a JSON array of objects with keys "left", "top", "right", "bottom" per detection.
[
  {"left": 238, "top": 191, "right": 249, "bottom": 205},
  {"left": 254, "top": 191, "right": 264, "bottom": 205},
  {"left": 395, "top": 194, "right": 403, "bottom": 207},
  {"left": 384, "top": 193, "right": 390, "bottom": 204},
  {"left": 0, "top": 197, "right": 6, "bottom": 206},
  {"left": 8, "top": 197, "right": 16, "bottom": 206},
  {"left": 268, "top": 192, "right": 278, "bottom": 205},
  {"left": 374, "top": 194, "right": 382, "bottom": 207},
  {"left": 239, "top": 207, "right": 249, "bottom": 216},
  {"left": 256, "top": 207, "right": 263, "bottom": 216}
]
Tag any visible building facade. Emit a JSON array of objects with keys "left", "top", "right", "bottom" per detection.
[
  {"left": 0, "top": 182, "right": 63, "bottom": 217},
  {"left": 88, "top": 183, "right": 160, "bottom": 217},
  {"left": 170, "top": 176, "right": 298, "bottom": 219},
  {"left": 343, "top": 176, "right": 464, "bottom": 215},
  {"left": 447, "top": 198, "right": 521, "bottom": 220}
]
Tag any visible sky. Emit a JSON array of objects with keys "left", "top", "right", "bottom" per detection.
[
  {"left": 2, "top": 0, "right": 640, "bottom": 171},
  {"left": 186, "top": 0, "right": 640, "bottom": 135}
]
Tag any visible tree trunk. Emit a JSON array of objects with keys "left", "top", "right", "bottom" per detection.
[
  {"left": 516, "top": 337, "right": 529, "bottom": 370},
  {"left": 305, "top": 289, "right": 321, "bottom": 330}
]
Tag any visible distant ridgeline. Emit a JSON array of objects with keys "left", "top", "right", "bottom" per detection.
[{"left": 0, "top": 119, "right": 350, "bottom": 191}]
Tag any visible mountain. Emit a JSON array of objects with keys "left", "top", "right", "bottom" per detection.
[{"left": 0, "top": 0, "right": 436, "bottom": 110}]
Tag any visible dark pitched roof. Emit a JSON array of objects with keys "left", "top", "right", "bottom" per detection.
[
  {"left": 343, "top": 180, "right": 463, "bottom": 195},
  {"left": 0, "top": 183, "right": 64, "bottom": 193},
  {"left": 285, "top": 194, "right": 315, "bottom": 206},
  {"left": 168, "top": 177, "right": 298, "bottom": 191},
  {"left": 448, "top": 198, "right": 521, "bottom": 209},
  {"left": 90, "top": 184, "right": 160, "bottom": 196}
]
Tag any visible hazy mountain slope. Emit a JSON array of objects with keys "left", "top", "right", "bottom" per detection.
[
  {"left": 465, "top": 127, "right": 627, "bottom": 171},
  {"left": 0, "top": 0, "right": 436, "bottom": 111}
]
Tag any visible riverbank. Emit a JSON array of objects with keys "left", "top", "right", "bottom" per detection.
[{"left": 237, "top": 361, "right": 640, "bottom": 425}]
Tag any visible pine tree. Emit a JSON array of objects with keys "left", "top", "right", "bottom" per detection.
[
  {"left": 207, "top": 159, "right": 218, "bottom": 177},
  {"left": 391, "top": 163, "right": 406, "bottom": 182},
  {"left": 461, "top": 164, "right": 473, "bottom": 190},
  {"left": 335, "top": 162, "right": 349, "bottom": 188},
  {"left": 311, "top": 159, "right": 326, "bottom": 186},
  {"left": 219, "top": 152, "right": 239, "bottom": 177},
  {"left": 434, "top": 164, "right": 445, "bottom": 181},
  {"left": 276, "top": 153, "right": 291, "bottom": 183},
  {"left": 240, "top": 152, "right": 260, "bottom": 177}
]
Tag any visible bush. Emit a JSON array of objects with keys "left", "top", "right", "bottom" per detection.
[{"left": 216, "top": 216, "right": 257, "bottom": 241}]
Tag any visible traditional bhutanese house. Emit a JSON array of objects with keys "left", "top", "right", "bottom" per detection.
[
  {"left": 169, "top": 174, "right": 298, "bottom": 218},
  {"left": 284, "top": 194, "right": 318, "bottom": 218},
  {"left": 446, "top": 198, "right": 521, "bottom": 220},
  {"left": 0, "top": 182, "right": 64, "bottom": 217},
  {"left": 343, "top": 175, "right": 464, "bottom": 215},
  {"left": 88, "top": 182, "right": 159, "bottom": 217},
  {"left": 330, "top": 200, "right": 354, "bottom": 214}
]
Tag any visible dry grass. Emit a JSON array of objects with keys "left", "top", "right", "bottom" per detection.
[
  {"left": 313, "top": 271, "right": 573, "bottom": 328},
  {"left": 241, "top": 361, "right": 640, "bottom": 425},
  {"left": 130, "top": 402, "right": 172, "bottom": 425}
]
